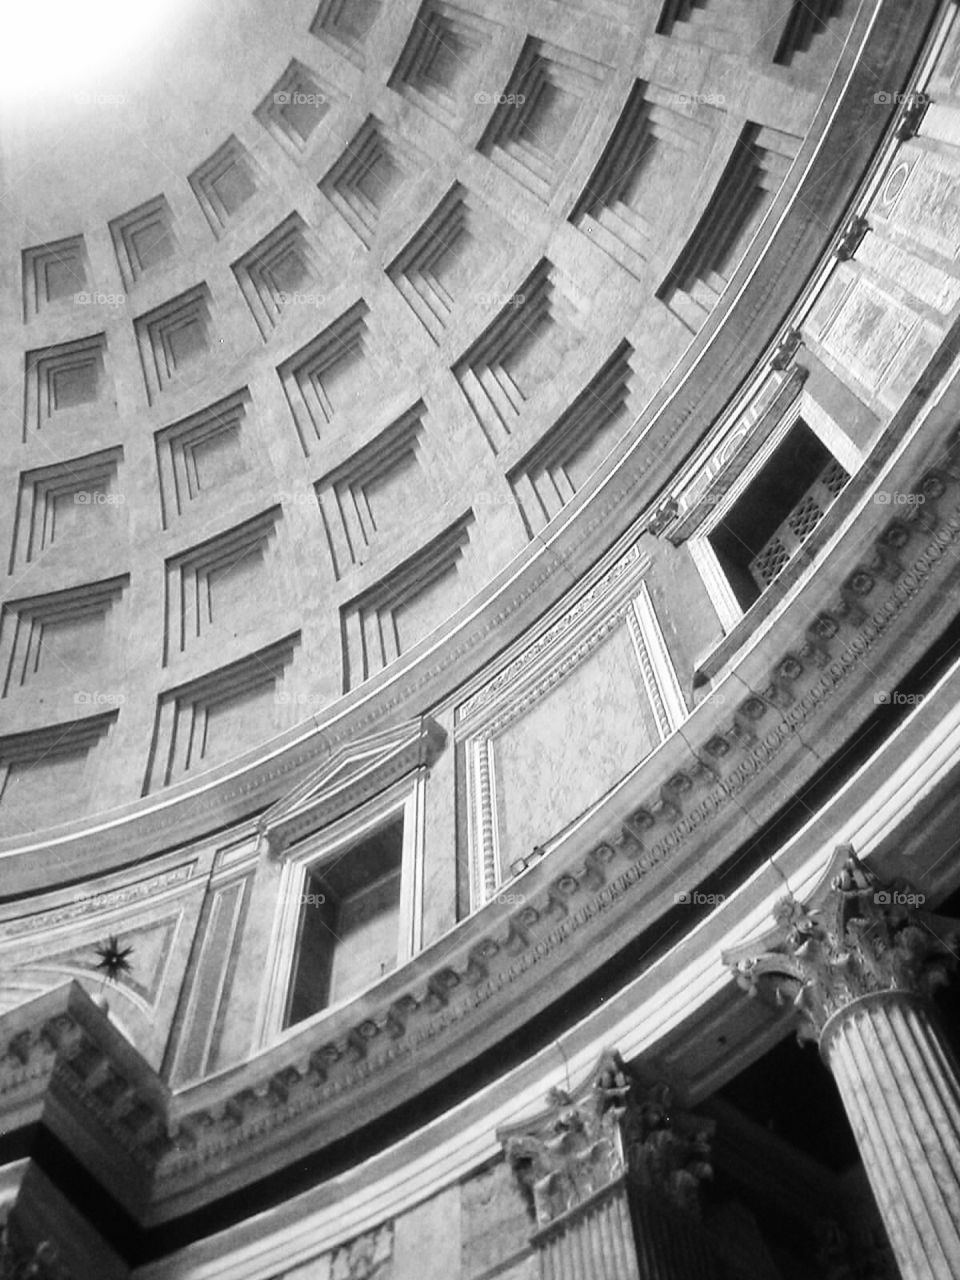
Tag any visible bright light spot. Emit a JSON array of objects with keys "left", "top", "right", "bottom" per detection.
[{"left": 0, "top": 0, "right": 196, "bottom": 102}]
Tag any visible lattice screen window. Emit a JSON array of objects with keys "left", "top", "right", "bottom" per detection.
[
  {"left": 704, "top": 421, "right": 850, "bottom": 613},
  {"left": 748, "top": 458, "right": 849, "bottom": 591}
]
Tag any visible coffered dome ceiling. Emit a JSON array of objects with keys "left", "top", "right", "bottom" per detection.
[
  {"left": 6, "top": 3, "right": 960, "bottom": 1275},
  {"left": 0, "top": 0, "right": 907, "bottom": 843}
]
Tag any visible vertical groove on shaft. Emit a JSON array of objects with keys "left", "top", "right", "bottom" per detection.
[
  {"left": 868, "top": 1006, "right": 956, "bottom": 1267},
  {"left": 598, "top": 1197, "right": 617, "bottom": 1278},
  {"left": 829, "top": 1020, "right": 930, "bottom": 1277},
  {"left": 531, "top": 1185, "right": 715, "bottom": 1280},
  {"left": 901, "top": 1004, "right": 960, "bottom": 1180},
  {"left": 615, "top": 1194, "right": 637, "bottom": 1279},
  {"left": 848, "top": 1009, "right": 949, "bottom": 1275},
  {"left": 825, "top": 996, "right": 960, "bottom": 1279},
  {"left": 872, "top": 1003, "right": 960, "bottom": 1272},
  {"left": 893, "top": 1004, "right": 960, "bottom": 1201}
]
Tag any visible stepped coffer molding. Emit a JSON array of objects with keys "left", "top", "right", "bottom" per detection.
[
  {"left": 340, "top": 514, "right": 475, "bottom": 690},
  {"left": 189, "top": 135, "right": 260, "bottom": 235},
  {"left": 21, "top": 234, "right": 88, "bottom": 320},
  {"left": 143, "top": 633, "right": 301, "bottom": 792},
  {"left": 154, "top": 389, "right": 253, "bottom": 527},
  {"left": 477, "top": 37, "right": 611, "bottom": 201},
  {"left": 23, "top": 333, "right": 110, "bottom": 439}
]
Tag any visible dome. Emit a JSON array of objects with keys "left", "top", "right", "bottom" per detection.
[{"left": 2, "top": 1, "right": 960, "bottom": 1276}]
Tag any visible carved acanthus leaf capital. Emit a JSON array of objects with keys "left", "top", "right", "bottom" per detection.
[
  {"left": 723, "top": 848, "right": 960, "bottom": 1042},
  {"left": 499, "top": 1050, "right": 713, "bottom": 1228}
]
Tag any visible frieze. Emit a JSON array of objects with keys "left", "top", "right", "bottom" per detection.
[{"left": 0, "top": 865, "right": 196, "bottom": 939}]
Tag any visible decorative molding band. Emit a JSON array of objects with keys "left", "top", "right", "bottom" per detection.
[
  {"left": 627, "top": 584, "right": 688, "bottom": 739},
  {"left": 0, "top": 865, "right": 196, "bottom": 940}
]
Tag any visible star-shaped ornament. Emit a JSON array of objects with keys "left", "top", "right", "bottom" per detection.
[{"left": 94, "top": 935, "right": 134, "bottom": 984}]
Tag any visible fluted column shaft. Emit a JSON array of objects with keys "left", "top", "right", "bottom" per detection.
[
  {"left": 532, "top": 1179, "right": 715, "bottom": 1280},
  {"left": 821, "top": 991, "right": 960, "bottom": 1280}
]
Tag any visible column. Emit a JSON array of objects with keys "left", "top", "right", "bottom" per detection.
[
  {"left": 499, "top": 1050, "right": 717, "bottom": 1280},
  {"left": 724, "top": 847, "right": 960, "bottom": 1280}
]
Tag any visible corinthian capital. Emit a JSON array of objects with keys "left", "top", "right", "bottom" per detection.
[
  {"left": 498, "top": 1050, "right": 713, "bottom": 1228},
  {"left": 723, "top": 847, "right": 960, "bottom": 1042}
]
